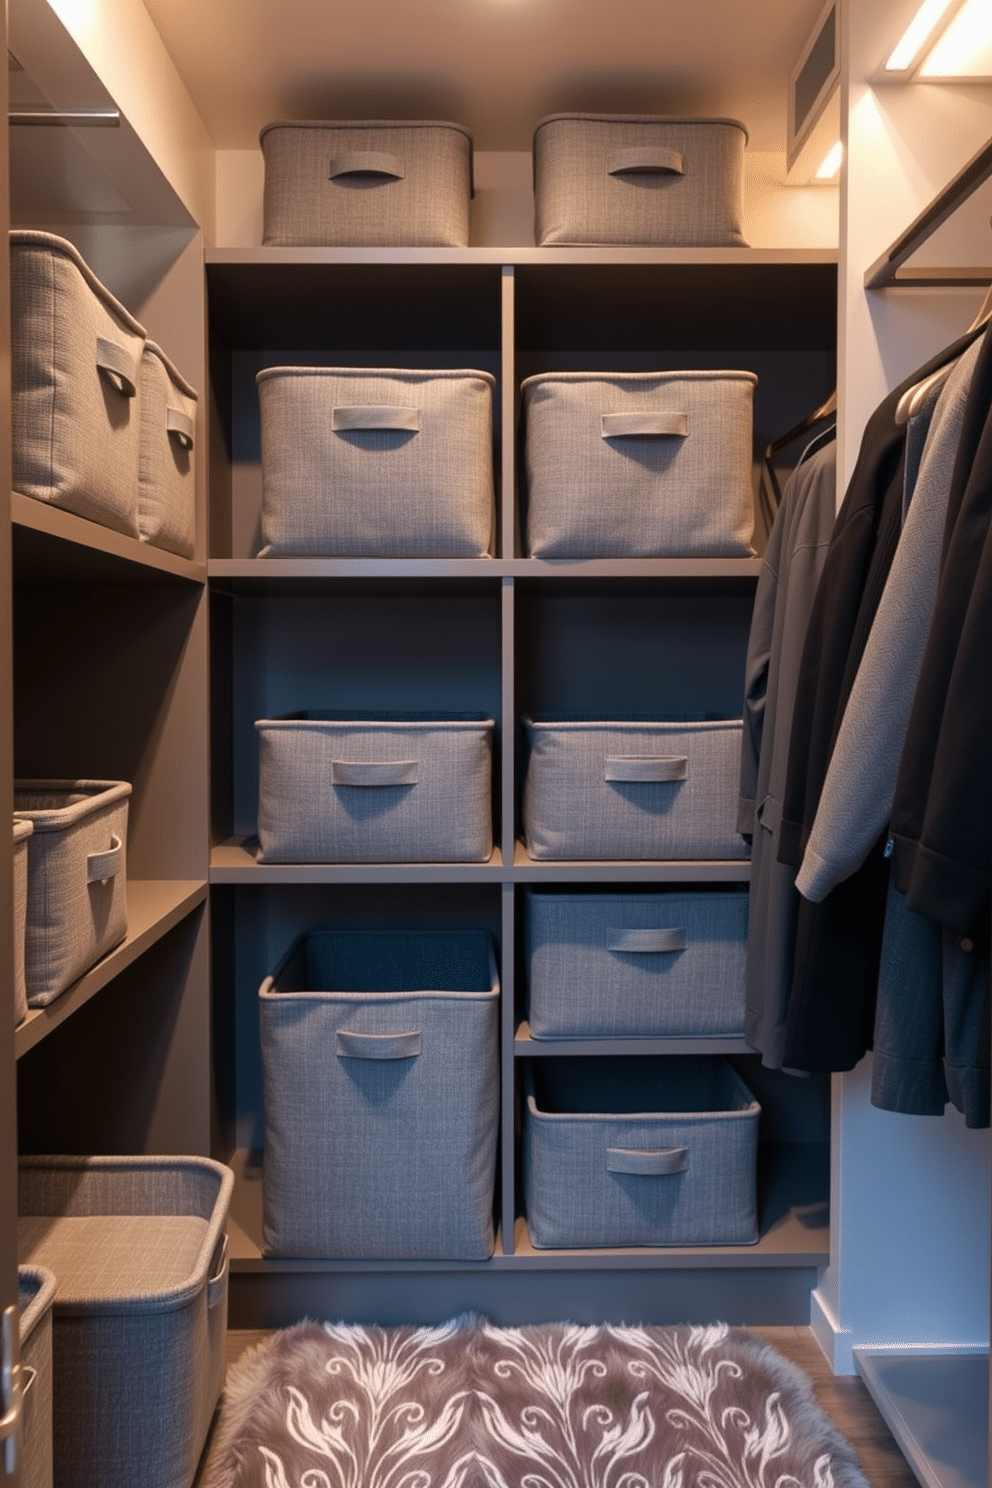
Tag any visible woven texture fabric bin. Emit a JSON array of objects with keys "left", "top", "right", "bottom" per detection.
[
  {"left": 18, "top": 1265, "right": 57, "bottom": 1488},
  {"left": 260, "top": 929, "right": 500, "bottom": 1259},
  {"left": 521, "top": 369, "right": 757, "bottom": 558},
  {"left": 138, "top": 340, "right": 198, "bottom": 558},
  {"left": 257, "top": 366, "right": 496, "bottom": 557},
  {"left": 10, "top": 231, "right": 146, "bottom": 537},
  {"left": 261, "top": 119, "right": 473, "bottom": 246},
  {"left": 13, "top": 817, "right": 33, "bottom": 1027},
  {"left": 521, "top": 716, "right": 749, "bottom": 861},
  {"left": 533, "top": 114, "right": 748, "bottom": 247},
  {"left": 17, "top": 1155, "right": 232, "bottom": 1488},
  {"left": 526, "top": 889, "right": 748, "bottom": 1038},
  {"left": 523, "top": 1056, "right": 760, "bottom": 1248},
  {"left": 255, "top": 711, "right": 494, "bottom": 863},
  {"left": 14, "top": 781, "right": 130, "bottom": 1007}
]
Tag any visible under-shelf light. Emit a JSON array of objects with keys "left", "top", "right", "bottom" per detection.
[
  {"left": 918, "top": 0, "right": 992, "bottom": 75},
  {"left": 815, "top": 140, "right": 844, "bottom": 181},
  {"left": 885, "top": 0, "right": 960, "bottom": 73}
]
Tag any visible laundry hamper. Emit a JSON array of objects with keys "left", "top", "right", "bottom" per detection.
[
  {"left": 261, "top": 119, "right": 474, "bottom": 246},
  {"left": 9, "top": 230, "right": 146, "bottom": 537},
  {"left": 18, "top": 1265, "right": 57, "bottom": 1488},
  {"left": 521, "top": 369, "right": 757, "bottom": 558},
  {"left": 521, "top": 715, "right": 749, "bottom": 861},
  {"left": 523, "top": 1056, "right": 760, "bottom": 1248},
  {"left": 13, "top": 780, "right": 130, "bottom": 1007},
  {"left": 17, "top": 1155, "right": 232, "bottom": 1488},
  {"left": 533, "top": 114, "right": 748, "bottom": 247},
  {"left": 259, "top": 928, "right": 500, "bottom": 1259},
  {"left": 525, "top": 888, "right": 748, "bottom": 1038},
  {"left": 257, "top": 365, "right": 495, "bottom": 557},
  {"left": 13, "top": 816, "right": 33, "bottom": 1026},
  {"left": 138, "top": 340, "right": 198, "bottom": 558},
  {"left": 255, "top": 711, "right": 494, "bottom": 862}
]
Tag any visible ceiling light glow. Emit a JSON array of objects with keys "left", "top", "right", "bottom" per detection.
[
  {"left": 815, "top": 140, "right": 844, "bottom": 180},
  {"left": 919, "top": 0, "right": 992, "bottom": 74},
  {"left": 885, "top": 0, "right": 957, "bottom": 71}
]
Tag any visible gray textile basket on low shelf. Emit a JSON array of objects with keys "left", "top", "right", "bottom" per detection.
[
  {"left": 521, "top": 369, "right": 757, "bottom": 558},
  {"left": 523, "top": 1056, "right": 760, "bottom": 1248},
  {"left": 260, "top": 119, "right": 474, "bottom": 246},
  {"left": 255, "top": 711, "right": 494, "bottom": 863},
  {"left": 13, "top": 780, "right": 131, "bottom": 1007},
  {"left": 257, "top": 365, "right": 496, "bottom": 557},
  {"left": 521, "top": 715, "right": 750, "bottom": 861},
  {"left": 533, "top": 114, "right": 748, "bottom": 247},
  {"left": 9, "top": 230, "right": 146, "bottom": 537},
  {"left": 525, "top": 888, "right": 748, "bottom": 1038},
  {"left": 17, "top": 1154, "right": 233, "bottom": 1488},
  {"left": 259, "top": 928, "right": 500, "bottom": 1259},
  {"left": 138, "top": 340, "right": 198, "bottom": 558},
  {"left": 18, "top": 1265, "right": 57, "bottom": 1488},
  {"left": 13, "top": 816, "right": 33, "bottom": 1027}
]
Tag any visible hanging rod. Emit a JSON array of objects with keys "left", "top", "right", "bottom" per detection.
[
  {"left": 864, "top": 133, "right": 992, "bottom": 290},
  {"left": 8, "top": 108, "right": 120, "bottom": 128}
]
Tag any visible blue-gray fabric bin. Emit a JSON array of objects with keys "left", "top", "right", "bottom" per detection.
[
  {"left": 17, "top": 1155, "right": 232, "bottom": 1488},
  {"left": 523, "top": 1056, "right": 760, "bottom": 1248},
  {"left": 18, "top": 1265, "right": 57, "bottom": 1488},
  {"left": 260, "top": 929, "right": 500, "bottom": 1259},
  {"left": 526, "top": 889, "right": 748, "bottom": 1038},
  {"left": 521, "top": 715, "right": 749, "bottom": 861},
  {"left": 138, "top": 340, "right": 198, "bottom": 559},
  {"left": 255, "top": 711, "right": 494, "bottom": 863}
]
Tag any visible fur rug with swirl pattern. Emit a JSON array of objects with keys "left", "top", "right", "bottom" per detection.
[{"left": 201, "top": 1316, "right": 869, "bottom": 1488}]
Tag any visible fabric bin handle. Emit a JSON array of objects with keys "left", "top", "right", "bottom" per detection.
[
  {"left": 332, "top": 405, "right": 421, "bottom": 433},
  {"left": 331, "top": 760, "right": 419, "bottom": 787},
  {"left": 96, "top": 337, "right": 138, "bottom": 397},
  {"left": 166, "top": 406, "right": 195, "bottom": 449},
  {"left": 86, "top": 834, "right": 124, "bottom": 884},
  {"left": 336, "top": 1030, "right": 422, "bottom": 1061},
  {"left": 328, "top": 151, "right": 405, "bottom": 181},
  {"left": 607, "top": 146, "right": 685, "bottom": 177},
  {"left": 606, "top": 1146, "right": 690, "bottom": 1176},
  {"left": 606, "top": 927, "right": 688, "bottom": 954},
  {"left": 604, "top": 756, "right": 688, "bottom": 783},
  {"left": 601, "top": 412, "right": 688, "bottom": 439},
  {"left": 207, "top": 1233, "right": 229, "bottom": 1310}
]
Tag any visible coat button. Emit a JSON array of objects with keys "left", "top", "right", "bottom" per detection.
[{"left": 959, "top": 937, "right": 975, "bottom": 954}]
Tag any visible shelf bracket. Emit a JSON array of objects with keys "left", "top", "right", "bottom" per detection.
[{"left": 864, "top": 134, "right": 992, "bottom": 289}]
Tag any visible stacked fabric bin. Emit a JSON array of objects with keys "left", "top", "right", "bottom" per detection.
[
  {"left": 12, "top": 816, "right": 33, "bottom": 1026},
  {"left": 17, "top": 1265, "right": 57, "bottom": 1488}
]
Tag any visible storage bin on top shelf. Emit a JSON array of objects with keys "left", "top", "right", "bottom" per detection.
[
  {"left": 521, "top": 715, "right": 749, "bottom": 861},
  {"left": 260, "top": 119, "right": 474, "bottom": 247},
  {"left": 18, "top": 1264, "right": 57, "bottom": 1488},
  {"left": 533, "top": 114, "right": 749, "bottom": 247},
  {"left": 521, "top": 369, "right": 757, "bottom": 559},
  {"left": 255, "top": 711, "right": 494, "bottom": 862},
  {"left": 256, "top": 365, "right": 496, "bottom": 557},
  {"left": 259, "top": 928, "right": 500, "bottom": 1259},
  {"left": 13, "top": 816, "right": 33, "bottom": 1027}
]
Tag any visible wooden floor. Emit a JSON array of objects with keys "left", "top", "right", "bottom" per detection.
[{"left": 195, "top": 1324, "right": 921, "bottom": 1487}]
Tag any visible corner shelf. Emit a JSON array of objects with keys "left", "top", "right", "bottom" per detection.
[{"left": 854, "top": 1349, "right": 989, "bottom": 1488}]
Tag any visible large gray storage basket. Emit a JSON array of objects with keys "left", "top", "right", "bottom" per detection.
[
  {"left": 533, "top": 114, "right": 748, "bottom": 247},
  {"left": 14, "top": 780, "right": 130, "bottom": 1007},
  {"left": 261, "top": 119, "right": 473, "bottom": 247},
  {"left": 523, "top": 1056, "right": 760, "bottom": 1248},
  {"left": 17, "top": 1155, "right": 232, "bottom": 1488},
  {"left": 260, "top": 929, "right": 500, "bottom": 1259},
  {"left": 526, "top": 889, "right": 748, "bottom": 1038},
  {"left": 18, "top": 1265, "right": 57, "bottom": 1488},
  {"left": 257, "top": 365, "right": 496, "bottom": 557},
  {"left": 522, "top": 369, "right": 757, "bottom": 558},
  {"left": 138, "top": 340, "right": 198, "bottom": 558},
  {"left": 521, "top": 715, "right": 749, "bottom": 861},
  {"left": 256, "top": 711, "right": 494, "bottom": 863},
  {"left": 13, "top": 816, "right": 32, "bottom": 1027},
  {"left": 10, "top": 231, "right": 146, "bottom": 537}
]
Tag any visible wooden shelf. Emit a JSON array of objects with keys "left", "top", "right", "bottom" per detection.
[
  {"left": 514, "top": 1021, "right": 751, "bottom": 1056},
  {"left": 209, "top": 557, "right": 762, "bottom": 584},
  {"left": 854, "top": 1349, "right": 989, "bottom": 1488},
  {"left": 12, "top": 491, "right": 205, "bottom": 584}
]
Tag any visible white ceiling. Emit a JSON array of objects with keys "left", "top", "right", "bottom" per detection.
[{"left": 140, "top": 0, "right": 830, "bottom": 155}]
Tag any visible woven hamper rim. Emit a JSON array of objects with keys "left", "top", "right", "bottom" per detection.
[
  {"left": 533, "top": 112, "right": 749, "bottom": 143},
  {"left": 522, "top": 712, "right": 741, "bottom": 729},
  {"left": 13, "top": 778, "right": 132, "bottom": 829},
  {"left": 260, "top": 118, "right": 473, "bottom": 144},
  {"left": 524, "top": 1059, "right": 760, "bottom": 1122},
  {"left": 261, "top": 927, "right": 500, "bottom": 1000},
  {"left": 256, "top": 710, "right": 494, "bottom": 730},
  {"left": 256, "top": 365, "right": 495, "bottom": 389},
  {"left": 143, "top": 339, "right": 199, "bottom": 401},
  {"left": 12, "top": 816, "right": 33, "bottom": 843},
  {"left": 9, "top": 229, "right": 147, "bottom": 338},
  {"left": 18, "top": 1264, "right": 57, "bottom": 1340},
  {"left": 520, "top": 368, "right": 757, "bottom": 391}
]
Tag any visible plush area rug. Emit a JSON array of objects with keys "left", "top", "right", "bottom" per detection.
[{"left": 202, "top": 1316, "right": 869, "bottom": 1488}]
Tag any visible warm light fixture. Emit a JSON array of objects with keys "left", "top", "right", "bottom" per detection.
[
  {"left": 918, "top": 0, "right": 992, "bottom": 75},
  {"left": 786, "top": 0, "right": 842, "bottom": 185},
  {"left": 815, "top": 140, "right": 844, "bottom": 181},
  {"left": 885, "top": 0, "right": 960, "bottom": 72}
]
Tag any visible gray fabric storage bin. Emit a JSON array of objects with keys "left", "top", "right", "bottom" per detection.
[
  {"left": 256, "top": 711, "right": 494, "bottom": 863},
  {"left": 533, "top": 114, "right": 748, "bottom": 247},
  {"left": 18, "top": 1265, "right": 57, "bottom": 1488},
  {"left": 9, "top": 231, "right": 146, "bottom": 537},
  {"left": 138, "top": 340, "right": 198, "bottom": 558},
  {"left": 257, "top": 365, "right": 496, "bottom": 557},
  {"left": 521, "top": 715, "right": 749, "bottom": 861},
  {"left": 523, "top": 1056, "right": 760, "bottom": 1247},
  {"left": 526, "top": 889, "right": 748, "bottom": 1038},
  {"left": 18, "top": 1155, "right": 232, "bottom": 1488},
  {"left": 261, "top": 119, "right": 473, "bottom": 246},
  {"left": 13, "top": 816, "right": 33, "bottom": 1027},
  {"left": 260, "top": 929, "right": 500, "bottom": 1259},
  {"left": 14, "top": 781, "right": 130, "bottom": 1007},
  {"left": 521, "top": 369, "right": 757, "bottom": 558}
]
